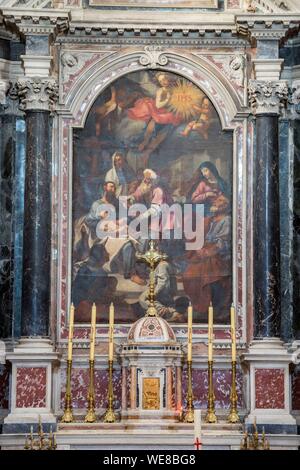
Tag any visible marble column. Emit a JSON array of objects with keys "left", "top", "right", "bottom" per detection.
[
  {"left": 244, "top": 80, "right": 296, "bottom": 432},
  {"left": 3, "top": 78, "right": 58, "bottom": 432},
  {"left": 254, "top": 113, "right": 280, "bottom": 337},
  {"left": 279, "top": 115, "right": 294, "bottom": 342},
  {"left": 0, "top": 82, "right": 16, "bottom": 340},
  {"left": 290, "top": 84, "right": 300, "bottom": 339},
  {"left": 21, "top": 111, "right": 50, "bottom": 336},
  {"left": 16, "top": 78, "right": 58, "bottom": 337},
  {"left": 248, "top": 81, "right": 288, "bottom": 338}
]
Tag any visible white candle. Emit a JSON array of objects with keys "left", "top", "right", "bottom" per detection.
[
  {"left": 67, "top": 303, "right": 74, "bottom": 361},
  {"left": 208, "top": 303, "right": 213, "bottom": 361},
  {"left": 187, "top": 303, "right": 193, "bottom": 361},
  {"left": 194, "top": 409, "right": 202, "bottom": 440},
  {"left": 109, "top": 303, "right": 114, "bottom": 361},
  {"left": 89, "top": 303, "right": 96, "bottom": 361},
  {"left": 230, "top": 304, "right": 236, "bottom": 362}
]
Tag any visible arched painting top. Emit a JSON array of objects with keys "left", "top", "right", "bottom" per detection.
[{"left": 61, "top": 48, "right": 245, "bottom": 130}]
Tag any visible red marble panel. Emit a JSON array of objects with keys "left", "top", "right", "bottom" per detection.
[
  {"left": 292, "top": 369, "right": 300, "bottom": 411},
  {"left": 0, "top": 364, "right": 10, "bottom": 409},
  {"left": 182, "top": 368, "right": 244, "bottom": 409},
  {"left": 16, "top": 367, "right": 47, "bottom": 408},
  {"left": 60, "top": 368, "right": 122, "bottom": 410},
  {"left": 255, "top": 368, "right": 285, "bottom": 409}
]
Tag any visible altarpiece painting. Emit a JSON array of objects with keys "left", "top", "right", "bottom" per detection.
[{"left": 71, "top": 70, "right": 233, "bottom": 324}]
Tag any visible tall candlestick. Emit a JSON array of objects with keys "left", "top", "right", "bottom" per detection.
[
  {"left": 230, "top": 304, "right": 236, "bottom": 362},
  {"left": 104, "top": 303, "right": 116, "bottom": 423},
  {"left": 85, "top": 302, "right": 97, "bottom": 424},
  {"left": 208, "top": 303, "right": 213, "bottom": 361},
  {"left": 67, "top": 303, "right": 74, "bottom": 361},
  {"left": 89, "top": 303, "right": 96, "bottom": 361},
  {"left": 187, "top": 303, "right": 193, "bottom": 361},
  {"left": 109, "top": 303, "right": 114, "bottom": 361}
]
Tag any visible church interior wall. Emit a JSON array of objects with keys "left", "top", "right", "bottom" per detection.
[{"left": 1, "top": 0, "right": 300, "bottom": 449}]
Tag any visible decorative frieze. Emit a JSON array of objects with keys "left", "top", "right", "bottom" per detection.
[
  {"left": 248, "top": 80, "right": 288, "bottom": 114},
  {"left": 16, "top": 77, "right": 58, "bottom": 112},
  {"left": 236, "top": 15, "right": 299, "bottom": 44},
  {"left": 2, "top": 8, "right": 69, "bottom": 37}
]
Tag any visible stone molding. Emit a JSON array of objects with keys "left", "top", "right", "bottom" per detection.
[
  {"left": 16, "top": 77, "right": 58, "bottom": 112},
  {"left": 253, "top": 59, "right": 284, "bottom": 81},
  {"left": 1, "top": 7, "right": 300, "bottom": 42},
  {"left": 60, "top": 47, "right": 244, "bottom": 129},
  {"left": 1, "top": 8, "right": 69, "bottom": 36},
  {"left": 248, "top": 79, "right": 288, "bottom": 114},
  {"left": 20, "top": 55, "right": 53, "bottom": 78}
]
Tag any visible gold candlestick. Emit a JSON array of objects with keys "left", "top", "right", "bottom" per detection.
[
  {"left": 61, "top": 359, "right": 73, "bottom": 422},
  {"left": 205, "top": 360, "right": 217, "bottom": 423},
  {"left": 187, "top": 303, "right": 193, "bottom": 362},
  {"left": 103, "top": 360, "right": 116, "bottom": 423},
  {"left": 184, "top": 360, "right": 194, "bottom": 423},
  {"left": 62, "top": 303, "right": 74, "bottom": 422},
  {"left": 85, "top": 359, "right": 96, "bottom": 422},
  {"left": 228, "top": 360, "right": 240, "bottom": 423}
]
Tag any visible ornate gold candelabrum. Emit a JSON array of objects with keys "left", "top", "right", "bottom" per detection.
[
  {"left": 61, "top": 359, "right": 73, "bottom": 423},
  {"left": 240, "top": 420, "right": 270, "bottom": 450},
  {"left": 136, "top": 240, "right": 168, "bottom": 317},
  {"left": 24, "top": 416, "right": 57, "bottom": 450},
  {"left": 205, "top": 360, "right": 217, "bottom": 423},
  {"left": 85, "top": 359, "right": 96, "bottom": 422},
  {"left": 103, "top": 360, "right": 116, "bottom": 423},
  {"left": 184, "top": 360, "right": 194, "bottom": 423},
  {"left": 227, "top": 360, "right": 240, "bottom": 423}
]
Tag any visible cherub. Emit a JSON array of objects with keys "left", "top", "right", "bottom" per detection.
[{"left": 180, "top": 97, "right": 212, "bottom": 140}]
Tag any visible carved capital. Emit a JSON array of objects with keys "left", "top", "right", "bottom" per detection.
[
  {"left": 139, "top": 46, "right": 168, "bottom": 69},
  {"left": 16, "top": 77, "right": 59, "bottom": 112},
  {"left": 248, "top": 80, "right": 288, "bottom": 115}
]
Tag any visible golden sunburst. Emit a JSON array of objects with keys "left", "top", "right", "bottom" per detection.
[{"left": 168, "top": 80, "right": 205, "bottom": 120}]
